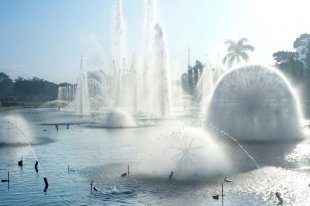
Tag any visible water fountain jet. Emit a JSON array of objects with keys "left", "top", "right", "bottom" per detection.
[{"left": 206, "top": 65, "right": 302, "bottom": 142}]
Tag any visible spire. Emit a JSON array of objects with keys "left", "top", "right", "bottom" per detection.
[
  {"left": 188, "top": 47, "right": 191, "bottom": 67},
  {"left": 80, "top": 53, "right": 84, "bottom": 69}
]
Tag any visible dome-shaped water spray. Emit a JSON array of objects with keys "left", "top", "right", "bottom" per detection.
[{"left": 206, "top": 65, "right": 302, "bottom": 141}]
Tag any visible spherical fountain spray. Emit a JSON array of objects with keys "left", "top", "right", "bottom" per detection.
[{"left": 206, "top": 65, "right": 302, "bottom": 142}]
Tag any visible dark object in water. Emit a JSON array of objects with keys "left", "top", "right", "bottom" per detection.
[
  {"left": 275, "top": 192, "right": 283, "bottom": 205},
  {"left": 68, "top": 165, "right": 75, "bottom": 173},
  {"left": 212, "top": 194, "right": 219, "bottom": 200},
  {"left": 221, "top": 183, "right": 224, "bottom": 197},
  {"left": 128, "top": 165, "right": 130, "bottom": 176},
  {"left": 18, "top": 156, "right": 23, "bottom": 167},
  {"left": 2, "top": 172, "right": 9, "bottom": 184},
  {"left": 67, "top": 124, "right": 69, "bottom": 129},
  {"left": 18, "top": 160, "right": 23, "bottom": 167},
  {"left": 168, "top": 171, "right": 174, "bottom": 180},
  {"left": 90, "top": 180, "right": 93, "bottom": 191},
  {"left": 43, "top": 177, "right": 48, "bottom": 192},
  {"left": 35, "top": 161, "right": 39, "bottom": 172},
  {"left": 224, "top": 176, "right": 232, "bottom": 182},
  {"left": 93, "top": 186, "right": 99, "bottom": 191},
  {"left": 121, "top": 173, "right": 127, "bottom": 177}
]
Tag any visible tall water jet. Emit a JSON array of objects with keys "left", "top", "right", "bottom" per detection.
[
  {"left": 75, "top": 54, "right": 91, "bottom": 115},
  {"left": 142, "top": 0, "right": 172, "bottom": 117},
  {"left": 196, "top": 57, "right": 215, "bottom": 112},
  {"left": 206, "top": 65, "right": 301, "bottom": 141},
  {"left": 150, "top": 23, "right": 172, "bottom": 117},
  {"left": 113, "top": 0, "right": 128, "bottom": 107},
  {"left": 113, "top": 0, "right": 127, "bottom": 68}
]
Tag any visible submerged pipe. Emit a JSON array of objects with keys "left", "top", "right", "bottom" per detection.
[{"left": 43, "top": 177, "right": 48, "bottom": 192}]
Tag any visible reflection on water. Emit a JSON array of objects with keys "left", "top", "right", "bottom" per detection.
[{"left": 0, "top": 108, "right": 310, "bottom": 205}]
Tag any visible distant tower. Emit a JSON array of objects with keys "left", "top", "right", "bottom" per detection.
[
  {"left": 188, "top": 47, "right": 191, "bottom": 67},
  {"left": 80, "top": 53, "right": 84, "bottom": 68}
]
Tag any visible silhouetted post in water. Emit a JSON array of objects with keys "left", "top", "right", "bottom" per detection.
[
  {"left": 128, "top": 165, "right": 129, "bottom": 176},
  {"left": 168, "top": 171, "right": 174, "bottom": 180},
  {"left": 90, "top": 180, "right": 93, "bottom": 192},
  {"left": 55, "top": 125, "right": 58, "bottom": 132},
  {"left": 221, "top": 183, "right": 224, "bottom": 199},
  {"left": 275, "top": 192, "right": 283, "bottom": 205},
  {"left": 35, "top": 161, "right": 39, "bottom": 172},
  {"left": 43, "top": 177, "right": 48, "bottom": 192},
  {"left": 18, "top": 156, "right": 23, "bottom": 167},
  {"left": 67, "top": 124, "right": 69, "bottom": 129}
]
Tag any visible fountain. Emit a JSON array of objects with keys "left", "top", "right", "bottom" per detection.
[
  {"left": 137, "top": 125, "right": 229, "bottom": 180},
  {"left": 141, "top": 0, "right": 172, "bottom": 117},
  {"left": 74, "top": 54, "right": 91, "bottom": 115},
  {"left": 0, "top": 115, "right": 35, "bottom": 145},
  {"left": 169, "top": 127, "right": 229, "bottom": 178},
  {"left": 103, "top": 108, "right": 137, "bottom": 128},
  {"left": 53, "top": 0, "right": 173, "bottom": 118},
  {"left": 206, "top": 65, "right": 302, "bottom": 141}
]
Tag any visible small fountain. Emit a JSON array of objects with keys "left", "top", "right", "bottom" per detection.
[
  {"left": 169, "top": 127, "right": 228, "bottom": 179},
  {"left": 206, "top": 65, "right": 302, "bottom": 141},
  {"left": 138, "top": 125, "right": 229, "bottom": 180},
  {"left": 0, "top": 115, "right": 35, "bottom": 145},
  {"left": 103, "top": 108, "right": 137, "bottom": 128}
]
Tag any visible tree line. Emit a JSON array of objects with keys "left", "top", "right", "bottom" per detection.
[{"left": 0, "top": 73, "right": 58, "bottom": 105}]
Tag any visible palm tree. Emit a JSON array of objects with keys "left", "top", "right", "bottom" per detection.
[{"left": 223, "top": 38, "right": 254, "bottom": 69}]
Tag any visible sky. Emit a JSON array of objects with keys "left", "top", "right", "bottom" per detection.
[{"left": 0, "top": 0, "right": 310, "bottom": 83}]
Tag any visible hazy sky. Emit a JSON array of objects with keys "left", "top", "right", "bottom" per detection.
[{"left": 0, "top": 0, "right": 310, "bottom": 83}]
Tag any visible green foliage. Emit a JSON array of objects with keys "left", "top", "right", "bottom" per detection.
[
  {"left": 13, "top": 77, "right": 58, "bottom": 101},
  {"left": 0, "top": 72, "right": 13, "bottom": 101},
  {"left": 273, "top": 51, "right": 304, "bottom": 81},
  {"left": 223, "top": 38, "right": 254, "bottom": 69},
  {"left": 293, "top": 33, "right": 310, "bottom": 49},
  {"left": 0, "top": 73, "right": 58, "bottom": 103},
  {"left": 273, "top": 33, "right": 310, "bottom": 107}
]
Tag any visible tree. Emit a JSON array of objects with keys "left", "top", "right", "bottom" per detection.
[
  {"left": 0, "top": 72, "right": 13, "bottom": 101},
  {"left": 223, "top": 38, "right": 254, "bottom": 69},
  {"left": 13, "top": 77, "right": 58, "bottom": 101},
  {"left": 293, "top": 33, "right": 310, "bottom": 70},
  {"left": 273, "top": 51, "right": 304, "bottom": 82}
]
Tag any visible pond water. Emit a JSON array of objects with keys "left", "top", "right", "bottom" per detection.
[{"left": 0, "top": 108, "right": 310, "bottom": 205}]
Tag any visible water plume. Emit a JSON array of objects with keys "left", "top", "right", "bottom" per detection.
[{"left": 206, "top": 65, "right": 302, "bottom": 141}]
